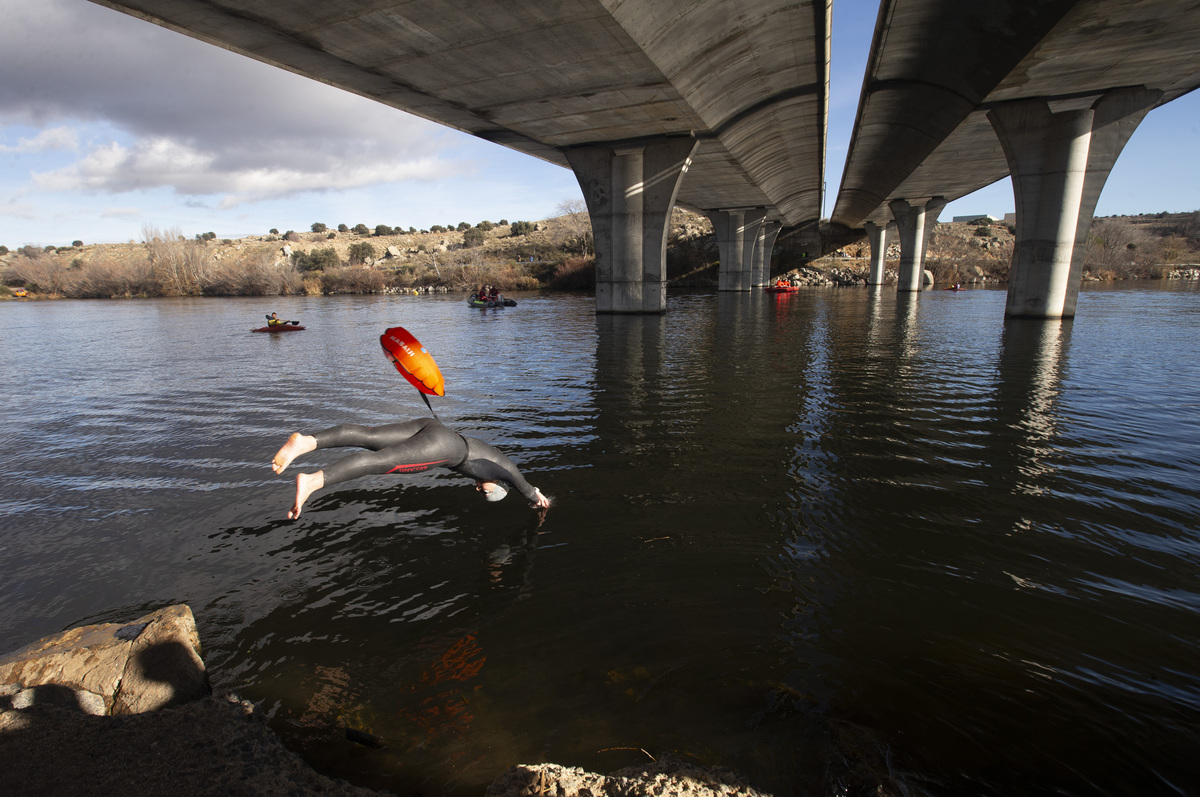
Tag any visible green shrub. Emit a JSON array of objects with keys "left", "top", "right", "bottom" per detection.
[
  {"left": 462, "top": 228, "right": 485, "bottom": 248},
  {"left": 374, "top": 224, "right": 393, "bottom": 236},
  {"left": 72, "top": 240, "right": 83, "bottom": 248},
  {"left": 510, "top": 221, "right": 535, "bottom": 237},
  {"left": 348, "top": 242, "right": 376, "bottom": 265},
  {"left": 338, "top": 224, "right": 349, "bottom": 233},
  {"left": 294, "top": 247, "right": 340, "bottom": 272},
  {"left": 311, "top": 222, "right": 327, "bottom": 233},
  {"left": 353, "top": 223, "right": 370, "bottom": 235},
  {"left": 430, "top": 225, "right": 446, "bottom": 233},
  {"left": 269, "top": 228, "right": 279, "bottom": 235},
  {"left": 974, "top": 226, "right": 991, "bottom": 237},
  {"left": 456, "top": 221, "right": 470, "bottom": 231},
  {"left": 477, "top": 220, "right": 493, "bottom": 231}
]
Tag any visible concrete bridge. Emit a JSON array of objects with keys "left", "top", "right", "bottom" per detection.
[
  {"left": 833, "top": 0, "right": 1200, "bottom": 318},
  {"left": 89, "top": 0, "right": 1200, "bottom": 317}
]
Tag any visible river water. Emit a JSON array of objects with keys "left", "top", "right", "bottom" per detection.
[{"left": 2, "top": 285, "right": 1198, "bottom": 796}]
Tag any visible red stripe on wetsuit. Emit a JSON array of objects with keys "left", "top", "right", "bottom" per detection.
[{"left": 386, "top": 459, "right": 450, "bottom": 474}]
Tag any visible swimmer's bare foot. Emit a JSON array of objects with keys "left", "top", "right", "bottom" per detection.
[
  {"left": 273, "top": 433, "right": 316, "bottom": 474},
  {"left": 289, "top": 471, "right": 325, "bottom": 520}
]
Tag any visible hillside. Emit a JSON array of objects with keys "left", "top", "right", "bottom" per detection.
[{"left": 3, "top": 210, "right": 1198, "bottom": 299}]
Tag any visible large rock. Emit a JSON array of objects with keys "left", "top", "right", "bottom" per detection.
[{"left": 0, "top": 605, "right": 210, "bottom": 715}]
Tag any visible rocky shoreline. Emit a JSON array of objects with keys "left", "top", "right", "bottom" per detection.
[{"left": 0, "top": 606, "right": 769, "bottom": 797}]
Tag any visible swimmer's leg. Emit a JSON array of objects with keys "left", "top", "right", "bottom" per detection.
[
  {"left": 275, "top": 420, "right": 436, "bottom": 473},
  {"left": 311, "top": 419, "right": 437, "bottom": 451},
  {"left": 320, "top": 435, "right": 458, "bottom": 485},
  {"left": 272, "top": 432, "right": 316, "bottom": 474},
  {"left": 289, "top": 470, "right": 325, "bottom": 520}
]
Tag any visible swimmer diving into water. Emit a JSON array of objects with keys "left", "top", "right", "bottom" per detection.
[{"left": 272, "top": 417, "right": 550, "bottom": 519}]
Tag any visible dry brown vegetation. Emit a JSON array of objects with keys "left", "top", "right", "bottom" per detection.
[
  {"left": 4, "top": 210, "right": 1197, "bottom": 300},
  {"left": 0, "top": 214, "right": 604, "bottom": 300},
  {"left": 815, "top": 211, "right": 1200, "bottom": 285}
]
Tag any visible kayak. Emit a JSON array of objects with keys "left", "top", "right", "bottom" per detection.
[
  {"left": 468, "top": 297, "right": 517, "bottom": 308},
  {"left": 765, "top": 285, "right": 799, "bottom": 293},
  {"left": 251, "top": 324, "right": 305, "bottom": 332}
]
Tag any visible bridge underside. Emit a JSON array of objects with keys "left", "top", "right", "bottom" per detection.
[
  {"left": 91, "top": 0, "right": 831, "bottom": 310},
  {"left": 832, "top": 0, "right": 1200, "bottom": 317}
]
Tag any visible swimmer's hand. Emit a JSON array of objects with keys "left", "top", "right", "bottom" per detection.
[{"left": 531, "top": 488, "right": 550, "bottom": 509}]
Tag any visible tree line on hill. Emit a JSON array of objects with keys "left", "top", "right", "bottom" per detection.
[
  {"left": 0, "top": 201, "right": 594, "bottom": 299},
  {"left": 2, "top": 208, "right": 1197, "bottom": 300}
]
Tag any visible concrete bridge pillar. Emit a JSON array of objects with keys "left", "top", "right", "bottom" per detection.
[
  {"left": 567, "top": 136, "right": 699, "bottom": 313},
  {"left": 708, "top": 210, "right": 744, "bottom": 291},
  {"left": 708, "top": 208, "right": 767, "bottom": 291},
  {"left": 888, "top": 197, "right": 945, "bottom": 291},
  {"left": 863, "top": 220, "right": 890, "bottom": 285},
  {"left": 989, "top": 88, "right": 1162, "bottom": 318},
  {"left": 754, "top": 221, "right": 782, "bottom": 286}
]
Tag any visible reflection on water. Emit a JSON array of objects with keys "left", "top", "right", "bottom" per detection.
[{"left": 2, "top": 287, "right": 1199, "bottom": 795}]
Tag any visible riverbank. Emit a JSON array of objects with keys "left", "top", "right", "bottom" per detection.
[
  {"left": 0, "top": 606, "right": 775, "bottom": 797},
  {"left": 1, "top": 696, "right": 773, "bottom": 797},
  {"left": 4, "top": 211, "right": 1196, "bottom": 301}
]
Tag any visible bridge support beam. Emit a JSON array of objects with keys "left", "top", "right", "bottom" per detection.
[
  {"left": 567, "top": 136, "right": 699, "bottom": 313},
  {"left": 889, "top": 197, "right": 946, "bottom": 291},
  {"left": 754, "top": 221, "right": 782, "bottom": 286},
  {"left": 709, "top": 209, "right": 767, "bottom": 291},
  {"left": 989, "top": 88, "right": 1162, "bottom": 318},
  {"left": 863, "top": 221, "right": 890, "bottom": 285}
]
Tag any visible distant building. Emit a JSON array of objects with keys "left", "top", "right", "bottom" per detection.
[{"left": 952, "top": 214, "right": 999, "bottom": 223}]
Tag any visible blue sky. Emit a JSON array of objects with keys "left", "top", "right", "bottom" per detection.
[{"left": 1, "top": 0, "right": 1197, "bottom": 248}]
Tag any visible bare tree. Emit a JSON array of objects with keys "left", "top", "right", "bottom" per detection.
[
  {"left": 8, "top": 250, "right": 72, "bottom": 296},
  {"left": 1083, "top": 217, "right": 1160, "bottom": 275},
  {"left": 143, "top": 224, "right": 214, "bottom": 295},
  {"left": 554, "top": 198, "right": 593, "bottom": 256}
]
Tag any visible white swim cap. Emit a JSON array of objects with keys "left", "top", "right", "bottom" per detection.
[{"left": 483, "top": 483, "right": 508, "bottom": 502}]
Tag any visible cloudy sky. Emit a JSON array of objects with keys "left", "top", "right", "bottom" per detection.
[{"left": 1, "top": 0, "right": 1197, "bottom": 247}]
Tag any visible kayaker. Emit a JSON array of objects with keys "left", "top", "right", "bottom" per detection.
[
  {"left": 266, "top": 312, "right": 288, "bottom": 327},
  {"left": 271, "top": 417, "right": 551, "bottom": 520}
]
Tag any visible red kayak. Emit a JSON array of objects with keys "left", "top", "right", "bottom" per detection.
[
  {"left": 251, "top": 325, "right": 305, "bottom": 332},
  {"left": 765, "top": 285, "right": 799, "bottom": 293}
]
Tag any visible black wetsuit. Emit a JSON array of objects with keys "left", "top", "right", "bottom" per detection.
[{"left": 312, "top": 418, "right": 538, "bottom": 502}]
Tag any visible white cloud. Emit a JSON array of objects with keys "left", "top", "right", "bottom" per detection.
[
  {"left": 100, "top": 206, "right": 141, "bottom": 219},
  {"left": 0, "top": 199, "right": 37, "bottom": 220},
  {"left": 0, "top": 125, "right": 78, "bottom": 153},
  {"left": 1, "top": 0, "right": 479, "bottom": 207},
  {"left": 32, "top": 135, "right": 478, "bottom": 207}
]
